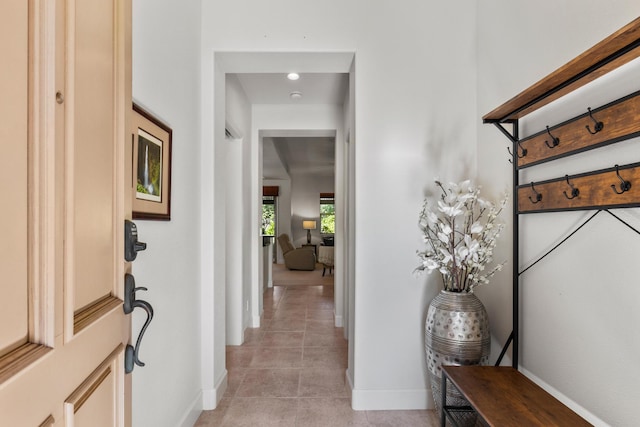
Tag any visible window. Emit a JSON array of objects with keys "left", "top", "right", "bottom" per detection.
[
  {"left": 262, "top": 196, "right": 276, "bottom": 235},
  {"left": 320, "top": 193, "right": 335, "bottom": 234},
  {"left": 262, "top": 186, "right": 278, "bottom": 236}
]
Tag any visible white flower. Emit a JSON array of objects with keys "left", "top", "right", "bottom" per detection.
[
  {"left": 416, "top": 179, "right": 507, "bottom": 292},
  {"left": 439, "top": 247, "right": 453, "bottom": 265},
  {"left": 438, "top": 200, "right": 464, "bottom": 217},
  {"left": 470, "top": 222, "right": 483, "bottom": 234},
  {"left": 422, "top": 258, "right": 439, "bottom": 271}
]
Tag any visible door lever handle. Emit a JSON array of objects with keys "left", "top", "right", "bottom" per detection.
[
  {"left": 123, "top": 274, "right": 154, "bottom": 373},
  {"left": 123, "top": 274, "right": 147, "bottom": 314}
]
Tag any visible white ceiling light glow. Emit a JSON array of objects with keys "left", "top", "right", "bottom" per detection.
[
  {"left": 287, "top": 72, "right": 300, "bottom": 80},
  {"left": 290, "top": 91, "right": 302, "bottom": 100}
]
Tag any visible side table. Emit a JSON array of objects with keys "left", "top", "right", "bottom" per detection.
[{"left": 301, "top": 243, "right": 317, "bottom": 257}]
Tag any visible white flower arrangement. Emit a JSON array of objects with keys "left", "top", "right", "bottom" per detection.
[{"left": 416, "top": 179, "right": 507, "bottom": 293}]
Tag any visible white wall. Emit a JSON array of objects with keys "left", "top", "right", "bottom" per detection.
[
  {"left": 224, "top": 138, "right": 243, "bottom": 344},
  {"left": 225, "top": 75, "right": 252, "bottom": 342},
  {"left": 202, "top": 0, "right": 479, "bottom": 410},
  {"left": 131, "top": 0, "right": 202, "bottom": 426},
  {"left": 478, "top": 3, "right": 640, "bottom": 426},
  {"left": 350, "top": 4, "right": 479, "bottom": 409}
]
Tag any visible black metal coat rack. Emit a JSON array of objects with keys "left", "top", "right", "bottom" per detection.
[{"left": 483, "top": 16, "right": 640, "bottom": 369}]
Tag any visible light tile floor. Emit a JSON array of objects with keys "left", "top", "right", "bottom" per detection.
[{"left": 195, "top": 285, "right": 438, "bottom": 426}]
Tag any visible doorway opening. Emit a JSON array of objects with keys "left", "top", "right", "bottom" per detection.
[{"left": 204, "top": 51, "right": 356, "bottom": 409}]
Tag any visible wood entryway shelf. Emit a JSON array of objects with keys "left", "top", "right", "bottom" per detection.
[{"left": 483, "top": 17, "right": 640, "bottom": 123}]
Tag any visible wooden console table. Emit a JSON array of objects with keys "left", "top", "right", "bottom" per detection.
[{"left": 441, "top": 366, "right": 592, "bottom": 427}]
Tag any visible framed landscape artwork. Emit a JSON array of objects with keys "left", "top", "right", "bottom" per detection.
[{"left": 132, "top": 103, "right": 172, "bottom": 220}]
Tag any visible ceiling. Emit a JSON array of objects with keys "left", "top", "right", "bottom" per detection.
[
  {"left": 263, "top": 135, "right": 336, "bottom": 179},
  {"left": 231, "top": 72, "right": 348, "bottom": 178},
  {"left": 234, "top": 73, "right": 348, "bottom": 105}
]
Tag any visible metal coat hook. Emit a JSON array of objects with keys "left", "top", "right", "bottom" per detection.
[
  {"left": 508, "top": 142, "right": 527, "bottom": 159},
  {"left": 544, "top": 126, "right": 560, "bottom": 148},
  {"left": 528, "top": 182, "right": 542, "bottom": 204},
  {"left": 563, "top": 175, "right": 580, "bottom": 199},
  {"left": 585, "top": 107, "right": 604, "bottom": 135},
  {"left": 516, "top": 140, "right": 528, "bottom": 158},
  {"left": 611, "top": 164, "right": 632, "bottom": 194}
]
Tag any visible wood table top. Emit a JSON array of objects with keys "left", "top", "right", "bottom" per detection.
[{"left": 442, "top": 366, "right": 592, "bottom": 427}]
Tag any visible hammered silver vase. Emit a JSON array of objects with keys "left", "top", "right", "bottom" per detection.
[{"left": 425, "top": 290, "right": 490, "bottom": 425}]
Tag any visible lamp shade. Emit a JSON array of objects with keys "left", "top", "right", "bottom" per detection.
[{"left": 302, "top": 220, "right": 317, "bottom": 230}]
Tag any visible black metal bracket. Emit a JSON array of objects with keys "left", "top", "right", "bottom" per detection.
[
  {"left": 494, "top": 331, "right": 514, "bottom": 366},
  {"left": 124, "top": 274, "right": 154, "bottom": 374},
  {"left": 494, "top": 122, "right": 528, "bottom": 160},
  {"left": 493, "top": 121, "right": 517, "bottom": 143}
]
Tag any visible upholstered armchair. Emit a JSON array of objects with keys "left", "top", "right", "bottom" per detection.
[{"left": 277, "top": 233, "right": 316, "bottom": 271}]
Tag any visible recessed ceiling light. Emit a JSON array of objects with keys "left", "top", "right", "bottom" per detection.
[
  {"left": 287, "top": 73, "right": 300, "bottom": 80},
  {"left": 290, "top": 91, "right": 302, "bottom": 100}
]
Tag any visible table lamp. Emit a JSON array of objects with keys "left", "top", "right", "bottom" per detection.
[{"left": 302, "top": 220, "right": 316, "bottom": 244}]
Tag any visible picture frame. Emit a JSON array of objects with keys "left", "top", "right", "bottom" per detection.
[{"left": 132, "top": 103, "right": 172, "bottom": 220}]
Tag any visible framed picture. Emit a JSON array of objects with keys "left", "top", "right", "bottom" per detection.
[{"left": 132, "top": 103, "right": 172, "bottom": 220}]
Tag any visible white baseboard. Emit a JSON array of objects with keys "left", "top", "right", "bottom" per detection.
[
  {"left": 348, "top": 372, "right": 433, "bottom": 411},
  {"left": 251, "top": 314, "right": 261, "bottom": 328},
  {"left": 334, "top": 314, "right": 343, "bottom": 327},
  {"left": 351, "top": 389, "right": 432, "bottom": 411},
  {"left": 202, "top": 370, "right": 228, "bottom": 410},
  {"left": 178, "top": 391, "right": 203, "bottom": 427}
]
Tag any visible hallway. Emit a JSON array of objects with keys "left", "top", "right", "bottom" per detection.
[{"left": 195, "top": 285, "right": 438, "bottom": 426}]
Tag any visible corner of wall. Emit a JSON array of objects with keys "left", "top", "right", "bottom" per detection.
[
  {"left": 334, "top": 313, "right": 343, "bottom": 327},
  {"left": 202, "top": 370, "right": 228, "bottom": 411}
]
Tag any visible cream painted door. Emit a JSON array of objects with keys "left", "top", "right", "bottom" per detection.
[{"left": 0, "top": 0, "right": 132, "bottom": 426}]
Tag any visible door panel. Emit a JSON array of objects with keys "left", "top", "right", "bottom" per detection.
[
  {"left": 0, "top": 0, "right": 132, "bottom": 425},
  {"left": 0, "top": 0, "right": 29, "bottom": 357},
  {"left": 70, "top": 0, "right": 116, "bottom": 314},
  {"left": 0, "top": 313, "right": 127, "bottom": 425},
  {"left": 64, "top": 346, "right": 121, "bottom": 427},
  {"left": 70, "top": 373, "right": 115, "bottom": 427}
]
